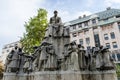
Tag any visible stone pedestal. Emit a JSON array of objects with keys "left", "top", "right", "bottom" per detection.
[{"left": 3, "top": 70, "right": 117, "bottom": 80}]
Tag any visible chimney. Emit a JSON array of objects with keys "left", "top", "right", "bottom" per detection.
[
  {"left": 79, "top": 16, "right": 82, "bottom": 19},
  {"left": 83, "top": 14, "right": 86, "bottom": 18},
  {"left": 106, "top": 7, "right": 111, "bottom": 10}
]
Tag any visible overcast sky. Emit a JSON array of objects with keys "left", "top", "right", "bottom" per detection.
[{"left": 0, "top": 0, "right": 120, "bottom": 54}]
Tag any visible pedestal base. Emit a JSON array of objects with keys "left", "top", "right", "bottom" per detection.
[{"left": 3, "top": 70, "right": 117, "bottom": 80}]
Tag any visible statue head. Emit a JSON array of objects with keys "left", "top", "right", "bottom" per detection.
[
  {"left": 100, "top": 45, "right": 103, "bottom": 49},
  {"left": 78, "top": 44, "right": 82, "bottom": 48},
  {"left": 11, "top": 50, "right": 15, "bottom": 54},
  {"left": 15, "top": 46, "right": 18, "bottom": 50},
  {"left": 95, "top": 43, "right": 98, "bottom": 47},
  {"left": 18, "top": 48, "right": 22, "bottom": 52},
  {"left": 54, "top": 10, "right": 58, "bottom": 17}
]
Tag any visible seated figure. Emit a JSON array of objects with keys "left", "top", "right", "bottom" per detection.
[{"left": 45, "top": 10, "right": 63, "bottom": 38}]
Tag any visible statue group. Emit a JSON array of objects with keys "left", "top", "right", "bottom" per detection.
[{"left": 5, "top": 11, "right": 115, "bottom": 74}]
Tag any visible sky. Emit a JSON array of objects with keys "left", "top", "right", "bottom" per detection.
[{"left": 0, "top": 0, "right": 120, "bottom": 54}]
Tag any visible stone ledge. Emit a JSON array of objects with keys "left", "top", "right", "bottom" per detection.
[{"left": 3, "top": 70, "right": 117, "bottom": 76}]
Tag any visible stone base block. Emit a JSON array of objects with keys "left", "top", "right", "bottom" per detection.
[{"left": 3, "top": 70, "right": 117, "bottom": 80}]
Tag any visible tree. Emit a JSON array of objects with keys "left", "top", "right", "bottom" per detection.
[
  {"left": 116, "top": 64, "right": 120, "bottom": 77},
  {"left": 0, "top": 61, "right": 4, "bottom": 79},
  {"left": 20, "top": 8, "right": 48, "bottom": 54}
]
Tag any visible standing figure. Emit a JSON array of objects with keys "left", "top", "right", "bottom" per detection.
[
  {"left": 91, "top": 45, "right": 102, "bottom": 70},
  {"left": 38, "top": 42, "right": 48, "bottom": 71},
  {"left": 32, "top": 46, "right": 41, "bottom": 71},
  {"left": 23, "top": 57, "right": 30, "bottom": 73},
  {"left": 61, "top": 44, "right": 70, "bottom": 70},
  {"left": 23, "top": 55, "right": 33, "bottom": 73},
  {"left": 17, "top": 48, "right": 25, "bottom": 73},
  {"left": 78, "top": 44, "right": 86, "bottom": 70},
  {"left": 85, "top": 47, "right": 92, "bottom": 70},
  {"left": 4, "top": 50, "right": 14, "bottom": 72},
  {"left": 45, "top": 44, "right": 57, "bottom": 70},
  {"left": 90, "top": 47, "right": 96, "bottom": 70},
  {"left": 68, "top": 42, "right": 79, "bottom": 71},
  {"left": 8, "top": 46, "right": 20, "bottom": 73},
  {"left": 101, "top": 47, "right": 115, "bottom": 70}
]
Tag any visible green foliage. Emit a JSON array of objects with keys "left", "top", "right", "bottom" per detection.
[
  {"left": 20, "top": 8, "right": 48, "bottom": 54},
  {"left": 0, "top": 61, "right": 4, "bottom": 78},
  {"left": 116, "top": 64, "right": 120, "bottom": 77}
]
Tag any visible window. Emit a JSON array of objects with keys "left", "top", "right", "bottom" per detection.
[
  {"left": 116, "top": 15, "right": 120, "bottom": 18},
  {"left": 72, "top": 25, "right": 76, "bottom": 29},
  {"left": 7, "top": 50, "right": 9, "bottom": 52},
  {"left": 112, "top": 54, "right": 116, "bottom": 61},
  {"left": 9, "top": 45, "right": 14, "bottom": 47},
  {"left": 110, "top": 32, "right": 115, "bottom": 39},
  {"left": 103, "top": 18, "right": 108, "bottom": 21},
  {"left": 84, "top": 21, "right": 88, "bottom": 26},
  {"left": 2, "top": 51, "right": 4, "bottom": 54},
  {"left": 118, "top": 25, "right": 120, "bottom": 30},
  {"left": 15, "top": 44, "right": 18, "bottom": 46},
  {"left": 87, "top": 46, "right": 91, "bottom": 50},
  {"left": 78, "top": 32, "right": 82, "bottom": 36},
  {"left": 79, "top": 39, "right": 83, "bottom": 45},
  {"left": 84, "top": 30, "right": 89, "bottom": 34},
  {"left": 118, "top": 23, "right": 120, "bottom": 30},
  {"left": 117, "top": 54, "right": 120, "bottom": 61},
  {"left": 4, "top": 46, "right": 7, "bottom": 49},
  {"left": 72, "top": 33, "right": 77, "bottom": 37},
  {"left": 78, "top": 23, "right": 82, "bottom": 28},
  {"left": 94, "top": 34, "right": 100, "bottom": 47},
  {"left": 86, "top": 37, "right": 90, "bottom": 45},
  {"left": 106, "top": 43, "right": 110, "bottom": 49},
  {"left": 92, "top": 19, "right": 96, "bottom": 24},
  {"left": 112, "top": 42, "right": 118, "bottom": 48},
  {"left": 104, "top": 34, "right": 109, "bottom": 40}
]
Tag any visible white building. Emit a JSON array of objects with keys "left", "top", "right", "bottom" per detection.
[
  {"left": 0, "top": 41, "right": 21, "bottom": 64},
  {"left": 65, "top": 7, "right": 120, "bottom": 63}
]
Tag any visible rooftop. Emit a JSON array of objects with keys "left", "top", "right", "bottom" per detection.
[{"left": 69, "top": 8, "right": 120, "bottom": 25}]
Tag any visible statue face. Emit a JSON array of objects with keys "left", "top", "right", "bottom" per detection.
[{"left": 54, "top": 12, "right": 58, "bottom": 17}]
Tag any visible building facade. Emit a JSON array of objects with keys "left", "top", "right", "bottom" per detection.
[
  {"left": 0, "top": 41, "right": 21, "bottom": 64},
  {"left": 65, "top": 8, "right": 120, "bottom": 63}
]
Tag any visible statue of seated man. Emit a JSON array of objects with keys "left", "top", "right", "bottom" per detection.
[
  {"left": 49, "top": 10, "right": 62, "bottom": 25},
  {"left": 47, "top": 10, "right": 63, "bottom": 37}
]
